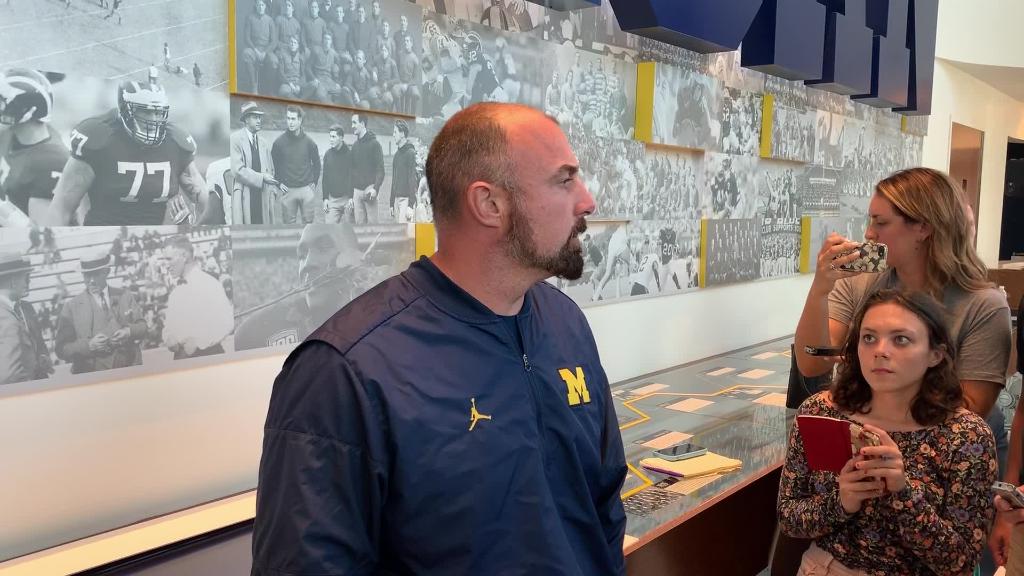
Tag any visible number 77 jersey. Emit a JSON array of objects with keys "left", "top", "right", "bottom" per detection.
[{"left": 70, "top": 109, "right": 196, "bottom": 225}]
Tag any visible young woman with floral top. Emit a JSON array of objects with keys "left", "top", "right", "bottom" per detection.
[{"left": 779, "top": 289, "right": 996, "bottom": 575}]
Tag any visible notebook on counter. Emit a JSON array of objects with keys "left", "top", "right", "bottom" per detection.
[{"left": 639, "top": 451, "right": 742, "bottom": 479}]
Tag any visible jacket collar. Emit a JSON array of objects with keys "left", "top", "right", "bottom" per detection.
[{"left": 404, "top": 256, "right": 534, "bottom": 325}]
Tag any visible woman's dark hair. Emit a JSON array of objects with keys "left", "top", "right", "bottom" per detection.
[{"left": 831, "top": 289, "right": 962, "bottom": 426}]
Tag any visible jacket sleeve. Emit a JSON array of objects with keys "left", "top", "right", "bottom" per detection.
[
  {"left": 251, "top": 341, "right": 389, "bottom": 576},
  {"left": 55, "top": 301, "right": 90, "bottom": 363},
  {"left": 231, "top": 133, "right": 265, "bottom": 190},
  {"left": 0, "top": 311, "right": 29, "bottom": 384},
  {"left": 597, "top": 370, "right": 627, "bottom": 575},
  {"left": 580, "top": 318, "right": 627, "bottom": 574},
  {"left": 310, "top": 138, "right": 321, "bottom": 185},
  {"left": 372, "top": 141, "right": 384, "bottom": 192}
]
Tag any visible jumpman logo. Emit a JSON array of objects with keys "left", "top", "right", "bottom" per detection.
[{"left": 468, "top": 397, "right": 492, "bottom": 431}]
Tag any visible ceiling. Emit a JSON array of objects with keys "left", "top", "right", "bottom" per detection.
[{"left": 944, "top": 58, "right": 1024, "bottom": 102}]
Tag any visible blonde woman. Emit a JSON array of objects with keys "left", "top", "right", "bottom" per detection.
[{"left": 795, "top": 167, "right": 1010, "bottom": 415}]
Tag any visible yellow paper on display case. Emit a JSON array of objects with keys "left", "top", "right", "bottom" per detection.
[{"left": 640, "top": 452, "right": 742, "bottom": 479}]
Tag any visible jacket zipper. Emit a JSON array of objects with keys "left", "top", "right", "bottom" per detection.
[{"left": 506, "top": 321, "right": 546, "bottom": 459}]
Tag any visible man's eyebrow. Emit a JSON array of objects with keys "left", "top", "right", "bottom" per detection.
[{"left": 554, "top": 165, "right": 579, "bottom": 178}]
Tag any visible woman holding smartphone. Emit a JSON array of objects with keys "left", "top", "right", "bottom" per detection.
[
  {"left": 780, "top": 289, "right": 996, "bottom": 575},
  {"left": 794, "top": 167, "right": 1009, "bottom": 416}
]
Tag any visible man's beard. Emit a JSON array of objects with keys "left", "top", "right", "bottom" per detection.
[{"left": 506, "top": 201, "right": 586, "bottom": 280}]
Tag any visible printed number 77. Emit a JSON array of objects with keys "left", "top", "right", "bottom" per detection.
[{"left": 117, "top": 161, "right": 171, "bottom": 202}]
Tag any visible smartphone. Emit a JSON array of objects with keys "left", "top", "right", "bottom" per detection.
[
  {"left": 803, "top": 345, "right": 843, "bottom": 356},
  {"left": 654, "top": 442, "right": 707, "bottom": 461},
  {"left": 993, "top": 481, "right": 1024, "bottom": 508},
  {"left": 836, "top": 242, "right": 888, "bottom": 273},
  {"left": 849, "top": 423, "right": 881, "bottom": 454}
]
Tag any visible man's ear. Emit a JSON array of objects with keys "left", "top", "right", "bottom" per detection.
[{"left": 465, "top": 181, "right": 508, "bottom": 230}]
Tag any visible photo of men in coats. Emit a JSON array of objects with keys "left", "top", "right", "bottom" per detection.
[
  {"left": 0, "top": 225, "right": 234, "bottom": 387},
  {"left": 228, "top": 97, "right": 429, "bottom": 226},
  {"left": 55, "top": 250, "right": 146, "bottom": 375},
  {"left": 231, "top": 101, "right": 282, "bottom": 225},
  {"left": 0, "top": 253, "right": 51, "bottom": 384}
]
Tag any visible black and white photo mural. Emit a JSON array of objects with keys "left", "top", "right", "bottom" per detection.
[
  {"left": 231, "top": 223, "right": 412, "bottom": 351},
  {"left": 0, "top": 68, "right": 230, "bottom": 228},
  {"left": 703, "top": 218, "right": 759, "bottom": 287},
  {"left": 0, "top": 225, "right": 233, "bottom": 387},
  {"left": 0, "top": 0, "right": 227, "bottom": 89},
  {"left": 759, "top": 217, "right": 801, "bottom": 279},
  {"left": 704, "top": 152, "right": 757, "bottom": 219},
  {"left": 651, "top": 65, "right": 721, "bottom": 151}
]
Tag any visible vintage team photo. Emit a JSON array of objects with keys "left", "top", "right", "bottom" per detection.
[
  {"left": 0, "top": 225, "right": 234, "bottom": 387},
  {"left": 234, "top": 0, "right": 426, "bottom": 116},
  {"left": 797, "top": 164, "right": 842, "bottom": 216},
  {"left": 0, "top": 67, "right": 230, "bottom": 228},
  {"left": 758, "top": 217, "right": 801, "bottom": 279},
  {"left": 703, "top": 218, "right": 760, "bottom": 287}
]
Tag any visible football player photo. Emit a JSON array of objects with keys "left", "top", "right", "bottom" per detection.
[
  {"left": 8, "top": 69, "right": 231, "bottom": 228},
  {"left": 45, "top": 80, "right": 210, "bottom": 227},
  {"left": 0, "top": 68, "right": 70, "bottom": 227}
]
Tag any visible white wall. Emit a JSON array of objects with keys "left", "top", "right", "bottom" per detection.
[
  {"left": 921, "top": 59, "right": 1024, "bottom": 265},
  {"left": 936, "top": 0, "right": 1024, "bottom": 69}
]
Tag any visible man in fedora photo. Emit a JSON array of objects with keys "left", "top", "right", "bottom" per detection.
[
  {"left": 231, "top": 101, "right": 281, "bottom": 225},
  {"left": 0, "top": 253, "right": 51, "bottom": 384},
  {"left": 55, "top": 250, "right": 147, "bottom": 374}
]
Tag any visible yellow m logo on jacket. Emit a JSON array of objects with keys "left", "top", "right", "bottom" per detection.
[{"left": 559, "top": 367, "right": 591, "bottom": 406}]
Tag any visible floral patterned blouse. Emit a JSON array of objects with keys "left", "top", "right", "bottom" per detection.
[{"left": 778, "top": 393, "right": 996, "bottom": 576}]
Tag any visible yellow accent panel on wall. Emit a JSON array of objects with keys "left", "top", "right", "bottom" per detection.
[
  {"left": 760, "top": 93, "right": 774, "bottom": 158},
  {"left": 699, "top": 219, "right": 708, "bottom": 288},
  {"left": 415, "top": 223, "right": 437, "bottom": 258},
  {"left": 800, "top": 216, "right": 812, "bottom": 273},
  {"left": 634, "top": 62, "right": 657, "bottom": 143},
  {"left": 228, "top": 0, "right": 237, "bottom": 93}
]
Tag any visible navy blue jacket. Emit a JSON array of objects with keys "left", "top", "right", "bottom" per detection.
[{"left": 252, "top": 257, "right": 627, "bottom": 575}]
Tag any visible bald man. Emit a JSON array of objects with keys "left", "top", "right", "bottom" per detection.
[{"left": 252, "top": 103, "right": 627, "bottom": 575}]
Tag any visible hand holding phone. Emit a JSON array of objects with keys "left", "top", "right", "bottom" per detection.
[
  {"left": 993, "top": 481, "right": 1024, "bottom": 509},
  {"left": 836, "top": 241, "right": 888, "bottom": 273},
  {"left": 653, "top": 442, "right": 707, "bottom": 461}
]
